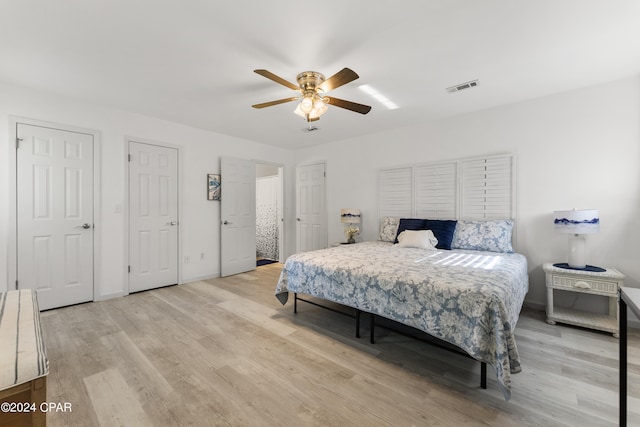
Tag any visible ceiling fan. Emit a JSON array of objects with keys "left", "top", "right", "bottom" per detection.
[{"left": 251, "top": 68, "right": 372, "bottom": 122}]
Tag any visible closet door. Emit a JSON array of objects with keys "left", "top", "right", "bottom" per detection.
[
  {"left": 16, "top": 123, "right": 95, "bottom": 310},
  {"left": 296, "top": 162, "right": 326, "bottom": 253},
  {"left": 129, "top": 141, "right": 179, "bottom": 292}
]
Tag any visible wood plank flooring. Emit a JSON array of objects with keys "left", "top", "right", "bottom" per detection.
[{"left": 39, "top": 263, "right": 640, "bottom": 426}]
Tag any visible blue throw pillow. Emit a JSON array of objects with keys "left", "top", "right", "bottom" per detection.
[
  {"left": 394, "top": 218, "right": 427, "bottom": 243},
  {"left": 424, "top": 219, "right": 457, "bottom": 250}
]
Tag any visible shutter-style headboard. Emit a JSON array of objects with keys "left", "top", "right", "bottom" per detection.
[
  {"left": 460, "top": 155, "right": 514, "bottom": 219},
  {"left": 415, "top": 162, "right": 457, "bottom": 219},
  {"left": 378, "top": 166, "right": 413, "bottom": 218},
  {"left": 378, "top": 153, "right": 515, "bottom": 221}
]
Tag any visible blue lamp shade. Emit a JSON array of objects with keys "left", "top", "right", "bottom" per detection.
[
  {"left": 340, "top": 208, "right": 361, "bottom": 224},
  {"left": 553, "top": 209, "right": 599, "bottom": 234}
]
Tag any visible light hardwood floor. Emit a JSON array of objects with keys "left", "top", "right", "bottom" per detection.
[{"left": 40, "top": 263, "right": 640, "bottom": 426}]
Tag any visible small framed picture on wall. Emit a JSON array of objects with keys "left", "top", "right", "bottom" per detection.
[{"left": 207, "top": 173, "right": 220, "bottom": 201}]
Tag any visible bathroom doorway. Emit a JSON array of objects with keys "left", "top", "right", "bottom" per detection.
[{"left": 256, "top": 163, "right": 283, "bottom": 265}]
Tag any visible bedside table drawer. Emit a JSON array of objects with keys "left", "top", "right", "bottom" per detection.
[{"left": 550, "top": 275, "right": 617, "bottom": 295}]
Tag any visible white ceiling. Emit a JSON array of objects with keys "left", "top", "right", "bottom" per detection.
[{"left": 2, "top": 1, "right": 640, "bottom": 150}]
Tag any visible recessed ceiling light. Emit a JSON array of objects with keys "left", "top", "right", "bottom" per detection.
[{"left": 358, "top": 84, "right": 399, "bottom": 110}]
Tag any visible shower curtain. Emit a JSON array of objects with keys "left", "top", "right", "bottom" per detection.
[{"left": 256, "top": 175, "right": 279, "bottom": 260}]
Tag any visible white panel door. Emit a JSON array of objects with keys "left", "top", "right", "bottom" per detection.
[
  {"left": 296, "top": 163, "right": 326, "bottom": 253},
  {"left": 16, "top": 123, "right": 94, "bottom": 310},
  {"left": 129, "top": 141, "right": 179, "bottom": 292},
  {"left": 221, "top": 157, "right": 256, "bottom": 277}
]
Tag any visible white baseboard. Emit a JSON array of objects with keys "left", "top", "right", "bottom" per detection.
[
  {"left": 96, "top": 291, "right": 125, "bottom": 301},
  {"left": 523, "top": 301, "right": 545, "bottom": 312},
  {"left": 181, "top": 273, "right": 220, "bottom": 283},
  {"left": 94, "top": 275, "right": 220, "bottom": 303}
]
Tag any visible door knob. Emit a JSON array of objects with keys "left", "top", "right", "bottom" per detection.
[
  {"left": 296, "top": 218, "right": 302, "bottom": 222},
  {"left": 223, "top": 220, "right": 232, "bottom": 225},
  {"left": 82, "top": 223, "right": 91, "bottom": 229},
  {"left": 169, "top": 221, "right": 177, "bottom": 226}
]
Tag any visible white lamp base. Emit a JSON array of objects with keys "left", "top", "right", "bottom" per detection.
[{"left": 567, "top": 234, "right": 586, "bottom": 269}]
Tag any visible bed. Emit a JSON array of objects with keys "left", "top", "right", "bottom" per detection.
[{"left": 275, "top": 220, "right": 528, "bottom": 401}]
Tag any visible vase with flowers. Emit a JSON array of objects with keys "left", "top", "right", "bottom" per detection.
[{"left": 345, "top": 225, "right": 360, "bottom": 244}]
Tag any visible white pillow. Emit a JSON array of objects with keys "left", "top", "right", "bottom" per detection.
[{"left": 397, "top": 229, "right": 438, "bottom": 249}]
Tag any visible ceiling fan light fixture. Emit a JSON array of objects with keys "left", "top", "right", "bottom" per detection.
[
  {"left": 294, "top": 95, "right": 328, "bottom": 121},
  {"left": 293, "top": 103, "right": 306, "bottom": 118},
  {"left": 300, "top": 96, "right": 313, "bottom": 113},
  {"left": 253, "top": 67, "right": 371, "bottom": 123},
  {"left": 312, "top": 98, "right": 328, "bottom": 117},
  {"left": 307, "top": 112, "right": 320, "bottom": 120}
]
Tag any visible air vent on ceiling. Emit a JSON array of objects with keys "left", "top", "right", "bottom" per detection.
[{"left": 446, "top": 79, "right": 479, "bottom": 94}]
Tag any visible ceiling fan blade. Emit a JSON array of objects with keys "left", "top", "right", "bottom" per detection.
[
  {"left": 319, "top": 68, "right": 359, "bottom": 92},
  {"left": 252, "top": 97, "right": 300, "bottom": 109},
  {"left": 325, "top": 96, "right": 372, "bottom": 114},
  {"left": 254, "top": 69, "right": 300, "bottom": 91}
]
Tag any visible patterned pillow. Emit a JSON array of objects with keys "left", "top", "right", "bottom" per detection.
[
  {"left": 451, "top": 219, "right": 515, "bottom": 253},
  {"left": 378, "top": 217, "right": 400, "bottom": 242}
]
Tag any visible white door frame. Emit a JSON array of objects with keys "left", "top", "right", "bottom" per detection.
[
  {"left": 123, "top": 136, "right": 183, "bottom": 295},
  {"left": 7, "top": 116, "right": 102, "bottom": 299},
  {"left": 277, "top": 165, "right": 284, "bottom": 263}
]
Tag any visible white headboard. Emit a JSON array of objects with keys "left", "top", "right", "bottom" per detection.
[{"left": 378, "top": 153, "right": 516, "bottom": 221}]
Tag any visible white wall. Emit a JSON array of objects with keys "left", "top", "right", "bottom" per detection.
[
  {"left": 294, "top": 75, "right": 640, "bottom": 310},
  {"left": 256, "top": 163, "right": 280, "bottom": 178},
  {"left": 3, "top": 75, "right": 638, "bottom": 312},
  {"left": 0, "top": 82, "right": 296, "bottom": 297}
]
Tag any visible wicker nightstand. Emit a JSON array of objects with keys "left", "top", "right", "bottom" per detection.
[{"left": 543, "top": 262, "right": 625, "bottom": 337}]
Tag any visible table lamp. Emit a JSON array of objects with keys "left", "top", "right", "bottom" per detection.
[
  {"left": 340, "top": 209, "right": 361, "bottom": 244},
  {"left": 553, "top": 209, "right": 600, "bottom": 270}
]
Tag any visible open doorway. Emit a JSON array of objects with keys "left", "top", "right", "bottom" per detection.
[{"left": 256, "top": 163, "right": 284, "bottom": 266}]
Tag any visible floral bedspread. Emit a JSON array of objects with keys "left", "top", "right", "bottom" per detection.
[{"left": 275, "top": 241, "right": 528, "bottom": 400}]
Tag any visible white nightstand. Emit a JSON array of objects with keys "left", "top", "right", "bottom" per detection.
[{"left": 543, "top": 262, "right": 625, "bottom": 337}]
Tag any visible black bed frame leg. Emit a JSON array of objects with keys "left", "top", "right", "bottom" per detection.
[
  {"left": 480, "top": 362, "right": 487, "bottom": 389},
  {"left": 356, "top": 310, "right": 361, "bottom": 338},
  {"left": 294, "top": 293, "right": 297, "bottom": 314},
  {"left": 370, "top": 313, "right": 376, "bottom": 344}
]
